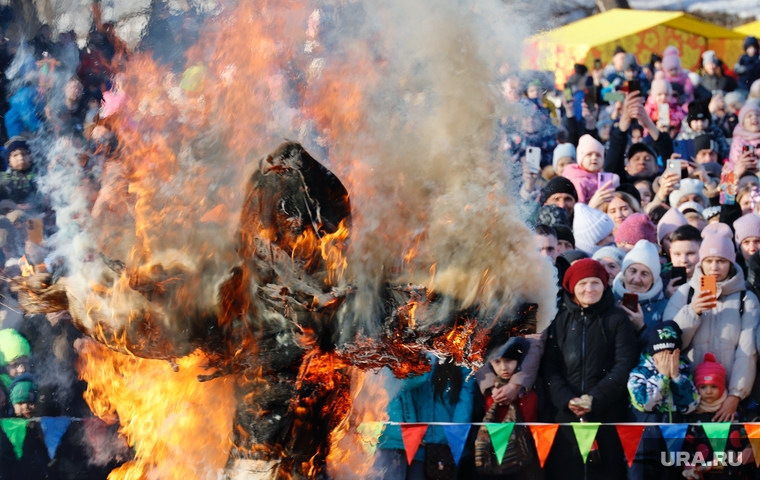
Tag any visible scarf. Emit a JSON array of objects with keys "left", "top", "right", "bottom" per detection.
[
  {"left": 732, "top": 125, "right": 760, "bottom": 142},
  {"left": 696, "top": 390, "right": 727, "bottom": 414}
]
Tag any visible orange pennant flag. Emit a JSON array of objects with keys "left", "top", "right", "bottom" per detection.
[
  {"left": 400, "top": 423, "right": 428, "bottom": 465},
  {"left": 744, "top": 423, "right": 760, "bottom": 467},
  {"left": 529, "top": 424, "right": 559, "bottom": 468}
]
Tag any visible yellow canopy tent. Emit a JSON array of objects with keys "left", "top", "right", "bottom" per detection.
[
  {"left": 524, "top": 9, "right": 745, "bottom": 88},
  {"left": 735, "top": 21, "right": 760, "bottom": 38}
]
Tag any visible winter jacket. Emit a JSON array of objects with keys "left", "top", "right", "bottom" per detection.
[
  {"left": 645, "top": 96, "right": 686, "bottom": 130},
  {"left": 735, "top": 53, "right": 760, "bottom": 91},
  {"left": 701, "top": 73, "right": 737, "bottom": 94},
  {"left": 0, "top": 169, "right": 36, "bottom": 204},
  {"left": 612, "top": 275, "right": 669, "bottom": 351},
  {"left": 605, "top": 125, "right": 674, "bottom": 183},
  {"left": 714, "top": 112, "right": 739, "bottom": 139},
  {"left": 561, "top": 163, "right": 618, "bottom": 205},
  {"left": 727, "top": 128, "right": 760, "bottom": 167},
  {"left": 628, "top": 352, "right": 699, "bottom": 419},
  {"left": 4, "top": 86, "right": 42, "bottom": 138},
  {"left": 663, "top": 264, "right": 759, "bottom": 399},
  {"left": 378, "top": 359, "right": 476, "bottom": 461},
  {"left": 541, "top": 289, "right": 639, "bottom": 422},
  {"left": 676, "top": 120, "right": 731, "bottom": 161}
]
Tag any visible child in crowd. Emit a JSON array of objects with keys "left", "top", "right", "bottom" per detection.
[
  {"left": 735, "top": 36, "right": 760, "bottom": 91},
  {"left": 661, "top": 46, "right": 694, "bottom": 108},
  {"left": 0, "top": 137, "right": 37, "bottom": 206},
  {"left": 552, "top": 143, "right": 576, "bottom": 177},
  {"left": 727, "top": 103, "right": 760, "bottom": 178},
  {"left": 475, "top": 336, "right": 541, "bottom": 479},
  {"left": 645, "top": 78, "right": 686, "bottom": 132},
  {"left": 9, "top": 373, "right": 36, "bottom": 418},
  {"left": 664, "top": 223, "right": 759, "bottom": 424},
  {"left": 0, "top": 328, "right": 31, "bottom": 388},
  {"left": 682, "top": 353, "right": 754, "bottom": 479},
  {"left": 627, "top": 321, "right": 698, "bottom": 480},
  {"left": 561, "top": 134, "right": 618, "bottom": 205}
]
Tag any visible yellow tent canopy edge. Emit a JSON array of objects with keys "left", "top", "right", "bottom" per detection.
[{"left": 735, "top": 21, "right": 760, "bottom": 38}]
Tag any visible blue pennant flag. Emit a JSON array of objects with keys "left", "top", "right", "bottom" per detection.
[
  {"left": 442, "top": 424, "right": 471, "bottom": 465},
  {"left": 40, "top": 417, "right": 71, "bottom": 460},
  {"left": 659, "top": 424, "right": 689, "bottom": 456}
]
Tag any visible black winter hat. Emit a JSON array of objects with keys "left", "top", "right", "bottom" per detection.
[
  {"left": 538, "top": 204, "right": 570, "bottom": 228},
  {"left": 613, "top": 45, "right": 626, "bottom": 56},
  {"left": 694, "top": 134, "right": 718, "bottom": 155},
  {"left": 651, "top": 53, "right": 662, "bottom": 64},
  {"left": 687, "top": 100, "right": 710, "bottom": 123},
  {"left": 561, "top": 249, "right": 589, "bottom": 264},
  {"left": 574, "top": 63, "right": 588, "bottom": 76},
  {"left": 540, "top": 177, "right": 578, "bottom": 205},
  {"left": 616, "top": 183, "right": 642, "bottom": 205},
  {"left": 626, "top": 142, "right": 657, "bottom": 162},
  {"left": 744, "top": 36, "right": 759, "bottom": 52},
  {"left": 555, "top": 225, "right": 575, "bottom": 248},
  {"left": 647, "top": 321, "right": 683, "bottom": 356},
  {"left": 489, "top": 336, "right": 530, "bottom": 365}
]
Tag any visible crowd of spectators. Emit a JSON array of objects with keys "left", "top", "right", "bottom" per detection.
[{"left": 376, "top": 37, "right": 760, "bottom": 480}]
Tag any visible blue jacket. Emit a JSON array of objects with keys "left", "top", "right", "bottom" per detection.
[
  {"left": 628, "top": 352, "right": 699, "bottom": 422},
  {"left": 378, "top": 360, "right": 477, "bottom": 461},
  {"left": 5, "top": 86, "right": 42, "bottom": 138}
]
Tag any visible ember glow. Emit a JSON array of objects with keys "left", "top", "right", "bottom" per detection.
[{"left": 16, "top": 0, "right": 558, "bottom": 478}]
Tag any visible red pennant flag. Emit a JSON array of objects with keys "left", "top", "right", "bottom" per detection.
[
  {"left": 400, "top": 423, "right": 428, "bottom": 465},
  {"left": 529, "top": 424, "right": 559, "bottom": 468},
  {"left": 616, "top": 425, "right": 646, "bottom": 467}
]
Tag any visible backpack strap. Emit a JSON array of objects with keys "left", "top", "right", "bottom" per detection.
[{"left": 690, "top": 286, "right": 747, "bottom": 316}]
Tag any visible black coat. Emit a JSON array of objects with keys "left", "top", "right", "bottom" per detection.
[{"left": 541, "top": 289, "right": 638, "bottom": 423}]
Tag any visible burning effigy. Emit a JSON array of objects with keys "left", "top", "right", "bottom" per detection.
[{"left": 9, "top": 0, "right": 557, "bottom": 478}]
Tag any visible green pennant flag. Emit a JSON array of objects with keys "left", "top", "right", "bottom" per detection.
[
  {"left": 571, "top": 422, "right": 601, "bottom": 464},
  {"left": 701, "top": 423, "right": 732, "bottom": 457},
  {"left": 356, "top": 422, "right": 384, "bottom": 456},
  {"left": 486, "top": 423, "right": 515, "bottom": 464},
  {"left": 0, "top": 418, "right": 27, "bottom": 459}
]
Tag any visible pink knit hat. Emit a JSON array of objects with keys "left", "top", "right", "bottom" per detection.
[
  {"left": 694, "top": 352, "right": 726, "bottom": 398},
  {"left": 739, "top": 102, "right": 760, "bottom": 127},
  {"left": 734, "top": 214, "right": 760, "bottom": 244},
  {"left": 576, "top": 134, "right": 605, "bottom": 164},
  {"left": 699, "top": 222, "right": 736, "bottom": 263},
  {"left": 650, "top": 79, "right": 670, "bottom": 96},
  {"left": 662, "top": 46, "right": 682, "bottom": 72},
  {"left": 657, "top": 207, "right": 688, "bottom": 244},
  {"left": 614, "top": 213, "right": 657, "bottom": 246}
]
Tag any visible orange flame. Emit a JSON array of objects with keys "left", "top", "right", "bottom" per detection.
[
  {"left": 77, "top": 340, "right": 236, "bottom": 480},
  {"left": 18, "top": 256, "right": 34, "bottom": 277}
]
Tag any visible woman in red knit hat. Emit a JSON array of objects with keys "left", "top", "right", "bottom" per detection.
[{"left": 541, "top": 258, "right": 639, "bottom": 480}]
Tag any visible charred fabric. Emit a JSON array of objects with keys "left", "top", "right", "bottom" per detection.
[{"left": 9, "top": 141, "right": 536, "bottom": 478}]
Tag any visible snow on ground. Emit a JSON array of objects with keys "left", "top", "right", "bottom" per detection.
[{"left": 629, "top": 0, "right": 760, "bottom": 19}]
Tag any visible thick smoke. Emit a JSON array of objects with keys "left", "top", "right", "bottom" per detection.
[{"left": 26, "top": 0, "right": 559, "bottom": 477}]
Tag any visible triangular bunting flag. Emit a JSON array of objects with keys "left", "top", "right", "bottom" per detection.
[
  {"left": 659, "top": 424, "right": 689, "bottom": 457},
  {"left": 745, "top": 424, "right": 760, "bottom": 467},
  {"left": 616, "top": 424, "right": 646, "bottom": 467},
  {"left": 400, "top": 423, "right": 427, "bottom": 465},
  {"left": 442, "top": 424, "right": 470, "bottom": 466},
  {"left": 40, "top": 417, "right": 72, "bottom": 460},
  {"left": 486, "top": 423, "right": 515, "bottom": 464},
  {"left": 0, "top": 418, "right": 27, "bottom": 459},
  {"left": 529, "top": 424, "right": 559, "bottom": 468},
  {"left": 571, "top": 422, "right": 600, "bottom": 464},
  {"left": 701, "top": 423, "right": 732, "bottom": 458}
]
